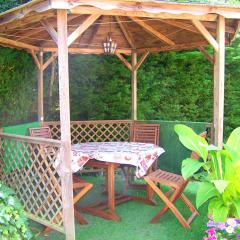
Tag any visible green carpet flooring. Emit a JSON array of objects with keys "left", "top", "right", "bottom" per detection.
[{"left": 32, "top": 175, "right": 207, "bottom": 240}]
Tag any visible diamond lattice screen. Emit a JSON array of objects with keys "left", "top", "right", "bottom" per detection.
[
  {"left": 0, "top": 134, "right": 64, "bottom": 232},
  {"left": 44, "top": 120, "right": 132, "bottom": 143}
]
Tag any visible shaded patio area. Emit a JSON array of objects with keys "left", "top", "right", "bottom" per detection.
[{"left": 1, "top": 0, "right": 240, "bottom": 239}]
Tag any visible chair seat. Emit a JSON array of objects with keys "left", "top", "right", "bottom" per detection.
[{"left": 148, "top": 169, "right": 185, "bottom": 189}]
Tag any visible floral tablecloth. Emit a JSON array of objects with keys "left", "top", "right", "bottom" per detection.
[{"left": 66, "top": 142, "right": 164, "bottom": 178}]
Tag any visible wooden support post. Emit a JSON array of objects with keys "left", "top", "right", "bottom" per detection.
[
  {"left": 57, "top": 9, "right": 75, "bottom": 240},
  {"left": 213, "top": 16, "right": 225, "bottom": 148},
  {"left": 131, "top": 50, "right": 137, "bottom": 120},
  {"left": 38, "top": 51, "right": 44, "bottom": 123}
]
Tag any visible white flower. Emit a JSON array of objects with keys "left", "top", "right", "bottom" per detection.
[
  {"left": 225, "top": 226, "right": 234, "bottom": 234},
  {"left": 227, "top": 218, "right": 237, "bottom": 228}
]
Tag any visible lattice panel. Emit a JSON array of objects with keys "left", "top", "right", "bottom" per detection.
[
  {"left": 44, "top": 120, "right": 133, "bottom": 144},
  {"left": 0, "top": 134, "right": 64, "bottom": 232}
]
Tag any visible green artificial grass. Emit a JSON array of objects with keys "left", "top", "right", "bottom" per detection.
[{"left": 32, "top": 175, "right": 208, "bottom": 240}]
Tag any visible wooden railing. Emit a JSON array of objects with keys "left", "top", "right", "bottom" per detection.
[{"left": 0, "top": 133, "right": 64, "bottom": 232}]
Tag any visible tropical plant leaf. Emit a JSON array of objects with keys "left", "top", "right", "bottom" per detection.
[
  {"left": 212, "top": 204, "right": 229, "bottom": 222},
  {"left": 226, "top": 127, "right": 240, "bottom": 152},
  {"left": 225, "top": 127, "right": 240, "bottom": 162},
  {"left": 212, "top": 180, "right": 229, "bottom": 194},
  {"left": 174, "top": 124, "right": 208, "bottom": 161},
  {"left": 181, "top": 158, "right": 204, "bottom": 180},
  {"left": 233, "top": 200, "right": 240, "bottom": 218},
  {"left": 223, "top": 144, "right": 240, "bottom": 163},
  {"left": 196, "top": 182, "right": 218, "bottom": 209}
]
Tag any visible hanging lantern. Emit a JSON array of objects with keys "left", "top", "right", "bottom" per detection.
[{"left": 103, "top": 32, "right": 117, "bottom": 54}]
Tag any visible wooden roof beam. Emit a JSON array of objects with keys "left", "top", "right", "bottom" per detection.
[
  {"left": 192, "top": 19, "right": 219, "bottom": 51},
  {"left": 41, "top": 47, "right": 132, "bottom": 55},
  {"left": 137, "top": 41, "right": 208, "bottom": 53},
  {"left": 159, "top": 19, "right": 201, "bottom": 34},
  {"left": 129, "top": 16, "right": 175, "bottom": 46},
  {"left": 0, "top": 1, "right": 51, "bottom": 26},
  {"left": 69, "top": 6, "right": 217, "bottom": 21},
  {"left": 115, "top": 16, "right": 135, "bottom": 49},
  {"left": 115, "top": 52, "right": 132, "bottom": 71},
  {"left": 41, "top": 19, "right": 58, "bottom": 45},
  {"left": 203, "top": 22, "right": 235, "bottom": 34},
  {"left": 16, "top": 15, "right": 80, "bottom": 42},
  {"left": 0, "top": 36, "right": 40, "bottom": 51},
  {"left": 0, "top": 11, "right": 56, "bottom": 32},
  {"left": 67, "top": 14, "right": 101, "bottom": 47}
]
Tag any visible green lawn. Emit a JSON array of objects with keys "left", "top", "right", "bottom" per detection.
[{"left": 32, "top": 175, "right": 207, "bottom": 240}]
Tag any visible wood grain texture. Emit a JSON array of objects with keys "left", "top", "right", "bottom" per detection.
[
  {"left": 57, "top": 9, "right": 75, "bottom": 240},
  {"left": 214, "top": 16, "right": 225, "bottom": 148}
]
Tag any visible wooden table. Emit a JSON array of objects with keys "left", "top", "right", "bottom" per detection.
[{"left": 64, "top": 142, "right": 165, "bottom": 221}]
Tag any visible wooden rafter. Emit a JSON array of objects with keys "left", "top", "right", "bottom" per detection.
[
  {"left": 16, "top": 15, "right": 80, "bottom": 42},
  {"left": 115, "top": 52, "right": 132, "bottom": 71},
  {"left": 67, "top": 15, "right": 101, "bottom": 47},
  {"left": 203, "top": 22, "right": 235, "bottom": 34},
  {"left": 231, "top": 20, "right": 240, "bottom": 43},
  {"left": 137, "top": 41, "right": 208, "bottom": 53},
  {"left": 115, "top": 16, "right": 135, "bottom": 49},
  {"left": 160, "top": 19, "right": 200, "bottom": 34},
  {"left": 84, "top": 18, "right": 101, "bottom": 46},
  {"left": 41, "top": 19, "right": 58, "bottom": 45},
  {"left": 129, "top": 16, "right": 175, "bottom": 46},
  {"left": 0, "top": 36, "right": 40, "bottom": 51},
  {"left": 134, "top": 51, "right": 149, "bottom": 70},
  {"left": 69, "top": 6, "right": 217, "bottom": 21},
  {"left": 192, "top": 19, "right": 219, "bottom": 51},
  {"left": 41, "top": 47, "right": 132, "bottom": 55},
  {"left": 198, "top": 46, "right": 213, "bottom": 63}
]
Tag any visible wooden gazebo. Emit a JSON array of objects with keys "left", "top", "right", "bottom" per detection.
[{"left": 0, "top": 0, "right": 240, "bottom": 239}]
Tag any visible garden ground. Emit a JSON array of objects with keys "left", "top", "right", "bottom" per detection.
[{"left": 30, "top": 175, "right": 207, "bottom": 240}]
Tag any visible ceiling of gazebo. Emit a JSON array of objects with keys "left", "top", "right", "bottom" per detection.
[{"left": 0, "top": 0, "right": 239, "bottom": 55}]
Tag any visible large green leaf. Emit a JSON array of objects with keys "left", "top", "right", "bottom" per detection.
[
  {"left": 174, "top": 124, "right": 208, "bottom": 161},
  {"left": 212, "top": 180, "right": 229, "bottom": 194},
  {"left": 226, "top": 127, "right": 240, "bottom": 152},
  {"left": 225, "top": 127, "right": 240, "bottom": 162},
  {"left": 223, "top": 144, "right": 240, "bottom": 163},
  {"left": 233, "top": 200, "right": 240, "bottom": 218},
  {"left": 212, "top": 204, "right": 229, "bottom": 222},
  {"left": 196, "top": 182, "right": 218, "bottom": 209},
  {"left": 181, "top": 158, "right": 204, "bottom": 180}
]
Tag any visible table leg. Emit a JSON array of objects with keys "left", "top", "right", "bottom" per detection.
[
  {"left": 81, "top": 162, "right": 120, "bottom": 221},
  {"left": 107, "top": 163, "right": 115, "bottom": 212}
]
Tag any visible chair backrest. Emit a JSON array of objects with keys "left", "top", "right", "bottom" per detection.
[
  {"left": 131, "top": 123, "right": 160, "bottom": 145},
  {"left": 190, "top": 131, "right": 208, "bottom": 160},
  {"left": 29, "top": 127, "right": 52, "bottom": 139}
]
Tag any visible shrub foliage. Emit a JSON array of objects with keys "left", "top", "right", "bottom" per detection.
[{"left": 0, "top": 182, "right": 33, "bottom": 240}]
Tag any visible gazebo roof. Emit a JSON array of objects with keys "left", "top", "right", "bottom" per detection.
[{"left": 0, "top": 0, "right": 240, "bottom": 55}]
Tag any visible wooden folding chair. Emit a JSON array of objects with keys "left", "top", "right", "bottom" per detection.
[
  {"left": 29, "top": 127, "right": 93, "bottom": 230},
  {"left": 122, "top": 123, "right": 160, "bottom": 192},
  {"left": 144, "top": 131, "right": 207, "bottom": 228}
]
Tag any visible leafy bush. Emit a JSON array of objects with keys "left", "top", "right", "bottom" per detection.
[{"left": 0, "top": 182, "right": 33, "bottom": 240}]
